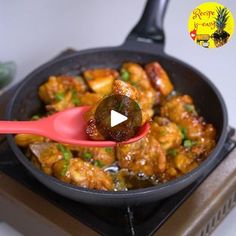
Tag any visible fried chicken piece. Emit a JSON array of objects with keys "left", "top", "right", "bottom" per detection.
[
  {"left": 48, "top": 90, "right": 103, "bottom": 112},
  {"left": 66, "top": 146, "right": 115, "bottom": 166},
  {"left": 83, "top": 68, "right": 119, "bottom": 95},
  {"left": 29, "top": 143, "right": 63, "bottom": 175},
  {"left": 79, "top": 92, "right": 103, "bottom": 106},
  {"left": 161, "top": 95, "right": 216, "bottom": 158},
  {"left": 122, "top": 62, "right": 155, "bottom": 92},
  {"left": 46, "top": 90, "right": 76, "bottom": 112},
  {"left": 161, "top": 95, "right": 204, "bottom": 140},
  {"left": 122, "top": 62, "right": 159, "bottom": 113},
  {"left": 113, "top": 79, "right": 140, "bottom": 100},
  {"left": 112, "top": 80, "right": 152, "bottom": 124},
  {"left": 117, "top": 125, "right": 166, "bottom": 177},
  {"left": 190, "top": 123, "right": 216, "bottom": 159},
  {"left": 39, "top": 75, "right": 87, "bottom": 104},
  {"left": 152, "top": 117, "right": 182, "bottom": 151},
  {"left": 162, "top": 122, "right": 216, "bottom": 181},
  {"left": 53, "top": 158, "right": 114, "bottom": 190},
  {"left": 173, "top": 150, "right": 196, "bottom": 174},
  {"left": 145, "top": 62, "right": 173, "bottom": 96},
  {"left": 15, "top": 134, "right": 46, "bottom": 147},
  {"left": 163, "top": 147, "right": 198, "bottom": 181}
]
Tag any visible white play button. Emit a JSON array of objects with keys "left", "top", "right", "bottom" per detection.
[
  {"left": 110, "top": 110, "right": 128, "bottom": 127},
  {"left": 94, "top": 95, "right": 142, "bottom": 141}
]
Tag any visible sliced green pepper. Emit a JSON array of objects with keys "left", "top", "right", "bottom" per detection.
[
  {"left": 71, "top": 89, "right": 80, "bottom": 106},
  {"left": 167, "top": 148, "right": 178, "bottom": 157},
  {"left": 55, "top": 92, "right": 64, "bottom": 102},
  {"left": 93, "top": 160, "right": 104, "bottom": 168},
  {"left": 183, "top": 140, "right": 195, "bottom": 148},
  {"left": 120, "top": 68, "right": 130, "bottom": 81},
  {"left": 82, "top": 152, "right": 93, "bottom": 161},
  {"left": 105, "top": 147, "right": 112, "bottom": 153},
  {"left": 57, "top": 144, "right": 72, "bottom": 176},
  {"left": 179, "top": 127, "right": 187, "bottom": 140}
]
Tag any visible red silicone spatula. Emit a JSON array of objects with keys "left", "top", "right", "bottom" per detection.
[{"left": 0, "top": 106, "right": 149, "bottom": 147}]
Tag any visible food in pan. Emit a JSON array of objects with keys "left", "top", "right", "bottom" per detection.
[{"left": 15, "top": 62, "right": 216, "bottom": 191}]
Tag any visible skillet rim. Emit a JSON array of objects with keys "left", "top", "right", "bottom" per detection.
[{"left": 6, "top": 46, "right": 228, "bottom": 199}]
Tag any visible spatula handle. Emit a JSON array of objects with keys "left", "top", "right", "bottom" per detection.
[{"left": 0, "top": 120, "right": 41, "bottom": 134}]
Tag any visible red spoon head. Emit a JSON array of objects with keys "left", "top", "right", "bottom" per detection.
[{"left": 41, "top": 106, "right": 150, "bottom": 147}]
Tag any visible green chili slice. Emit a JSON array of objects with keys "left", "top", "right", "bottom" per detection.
[
  {"left": 167, "top": 149, "right": 178, "bottom": 157},
  {"left": 72, "top": 89, "right": 80, "bottom": 106},
  {"left": 55, "top": 92, "right": 64, "bottom": 102},
  {"left": 31, "top": 115, "right": 40, "bottom": 120},
  {"left": 179, "top": 127, "right": 187, "bottom": 140},
  {"left": 105, "top": 147, "right": 112, "bottom": 153},
  {"left": 82, "top": 152, "right": 93, "bottom": 161},
  {"left": 57, "top": 144, "right": 72, "bottom": 176},
  {"left": 184, "top": 104, "right": 198, "bottom": 115},
  {"left": 93, "top": 160, "right": 104, "bottom": 168},
  {"left": 183, "top": 140, "right": 193, "bottom": 148},
  {"left": 120, "top": 68, "right": 130, "bottom": 81}
]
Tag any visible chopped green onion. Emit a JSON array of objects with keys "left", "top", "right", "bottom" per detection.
[
  {"left": 134, "top": 102, "right": 140, "bottom": 111},
  {"left": 179, "top": 127, "right": 187, "bottom": 140},
  {"left": 120, "top": 68, "right": 130, "bottom": 81},
  {"left": 105, "top": 147, "right": 112, "bottom": 153},
  {"left": 184, "top": 104, "right": 197, "bottom": 115},
  {"left": 32, "top": 115, "right": 40, "bottom": 120},
  {"left": 183, "top": 140, "right": 194, "bottom": 148},
  {"left": 168, "top": 149, "right": 178, "bottom": 157},
  {"left": 57, "top": 144, "right": 72, "bottom": 160},
  {"left": 72, "top": 89, "right": 80, "bottom": 105},
  {"left": 82, "top": 152, "right": 93, "bottom": 160},
  {"left": 93, "top": 160, "right": 104, "bottom": 168},
  {"left": 130, "top": 81, "right": 138, "bottom": 87},
  {"left": 117, "top": 100, "right": 124, "bottom": 111},
  {"left": 55, "top": 92, "right": 64, "bottom": 102},
  {"left": 57, "top": 144, "right": 72, "bottom": 176}
]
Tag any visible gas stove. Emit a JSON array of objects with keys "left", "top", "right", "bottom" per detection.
[{"left": 0, "top": 51, "right": 236, "bottom": 235}]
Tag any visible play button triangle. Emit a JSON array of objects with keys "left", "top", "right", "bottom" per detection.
[{"left": 110, "top": 110, "right": 128, "bottom": 127}]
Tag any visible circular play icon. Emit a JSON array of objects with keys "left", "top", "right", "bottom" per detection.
[{"left": 94, "top": 95, "right": 142, "bottom": 142}]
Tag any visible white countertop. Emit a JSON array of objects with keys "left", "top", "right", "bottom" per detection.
[{"left": 1, "top": 0, "right": 236, "bottom": 235}]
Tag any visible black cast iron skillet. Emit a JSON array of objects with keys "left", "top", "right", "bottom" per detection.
[{"left": 6, "top": 0, "right": 228, "bottom": 206}]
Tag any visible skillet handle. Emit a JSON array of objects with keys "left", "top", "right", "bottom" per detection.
[{"left": 122, "top": 0, "right": 169, "bottom": 53}]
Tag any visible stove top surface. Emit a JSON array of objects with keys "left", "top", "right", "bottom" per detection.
[{"left": 0, "top": 84, "right": 235, "bottom": 236}]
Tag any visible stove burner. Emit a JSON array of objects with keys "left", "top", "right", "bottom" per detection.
[{"left": 0, "top": 84, "right": 235, "bottom": 236}]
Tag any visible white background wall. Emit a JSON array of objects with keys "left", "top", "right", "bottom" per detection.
[{"left": 1, "top": 0, "right": 236, "bottom": 235}]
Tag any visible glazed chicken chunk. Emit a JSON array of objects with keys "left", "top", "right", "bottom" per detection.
[
  {"left": 117, "top": 123, "right": 166, "bottom": 177},
  {"left": 161, "top": 95, "right": 204, "bottom": 140},
  {"left": 145, "top": 62, "right": 173, "bottom": 96},
  {"left": 121, "top": 62, "right": 159, "bottom": 118},
  {"left": 83, "top": 68, "right": 119, "bottom": 95},
  {"left": 160, "top": 95, "right": 216, "bottom": 175},
  {"left": 66, "top": 145, "right": 115, "bottom": 166},
  {"left": 53, "top": 159, "right": 114, "bottom": 190},
  {"left": 152, "top": 116, "right": 182, "bottom": 151},
  {"left": 39, "top": 75, "right": 87, "bottom": 112},
  {"left": 29, "top": 143, "right": 113, "bottom": 190}
]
